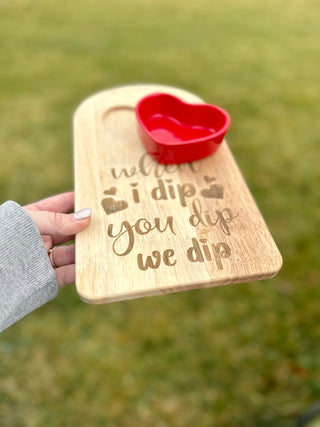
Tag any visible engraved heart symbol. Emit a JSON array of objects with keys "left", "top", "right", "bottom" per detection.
[
  {"left": 101, "top": 197, "right": 128, "bottom": 215},
  {"left": 104, "top": 187, "right": 117, "bottom": 195},
  {"left": 201, "top": 184, "right": 224, "bottom": 199},
  {"left": 136, "top": 93, "right": 230, "bottom": 164}
]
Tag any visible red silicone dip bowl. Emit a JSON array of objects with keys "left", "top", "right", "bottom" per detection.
[{"left": 136, "top": 93, "right": 230, "bottom": 164}]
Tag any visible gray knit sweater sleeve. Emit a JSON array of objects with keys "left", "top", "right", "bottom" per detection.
[{"left": 0, "top": 201, "right": 58, "bottom": 332}]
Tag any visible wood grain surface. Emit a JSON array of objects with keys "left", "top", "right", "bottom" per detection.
[{"left": 74, "top": 84, "right": 282, "bottom": 304}]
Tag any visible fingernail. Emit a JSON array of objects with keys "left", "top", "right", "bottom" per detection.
[{"left": 73, "top": 208, "right": 92, "bottom": 220}]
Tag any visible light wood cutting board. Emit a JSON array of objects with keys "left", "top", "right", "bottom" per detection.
[{"left": 74, "top": 84, "right": 282, "bottom": 304}]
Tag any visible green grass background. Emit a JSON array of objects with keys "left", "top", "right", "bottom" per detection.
[{"left": 0, "top": 0, "right": 319, "bottom": 425}]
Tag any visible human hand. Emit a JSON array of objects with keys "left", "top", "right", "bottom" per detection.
[{"left": 24, "top": 192, "right": 91, "bottom": 288}]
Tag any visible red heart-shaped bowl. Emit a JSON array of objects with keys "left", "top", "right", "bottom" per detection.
[{"left": 136, "top": 93, "right": 230, "bottom": 164}]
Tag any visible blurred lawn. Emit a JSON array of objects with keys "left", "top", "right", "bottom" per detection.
[{"left": 0, "top": 0, "right": 319, "bottom": 425}]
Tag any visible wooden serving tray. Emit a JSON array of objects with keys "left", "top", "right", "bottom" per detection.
[{"left": 74, "top": 84, "right": 282, "bottom": 304}]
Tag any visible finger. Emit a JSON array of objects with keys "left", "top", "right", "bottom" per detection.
[
  {"left": 42, "top": 235, "right": 74, "bottom": 252},
  {"left": 42, "top": 235, "right": 53, "bottom": 252},
  {"left": 25, "top": 192, "right": 74, "bottom": 213},
  {"left": 55, "top": 264, "right": 75, "bottom": 288},
  {"left": 50, "top": 245, "right": 75, "bottom": 268},
  {"left": 26, "top": 208, "right": 91, "bottom": 236}
]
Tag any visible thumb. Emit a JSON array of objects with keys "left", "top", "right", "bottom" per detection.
[{"left": 26, "top": 208, "right": 92, "bottom": 236}]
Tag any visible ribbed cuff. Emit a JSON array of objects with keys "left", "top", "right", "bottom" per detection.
[{"left": 0, "top": 201, "right": 58, "bottom": 332}]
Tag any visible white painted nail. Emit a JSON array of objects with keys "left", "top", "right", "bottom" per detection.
[{"left": 73, "top": 208, "right": 92, "bottom": 220}]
